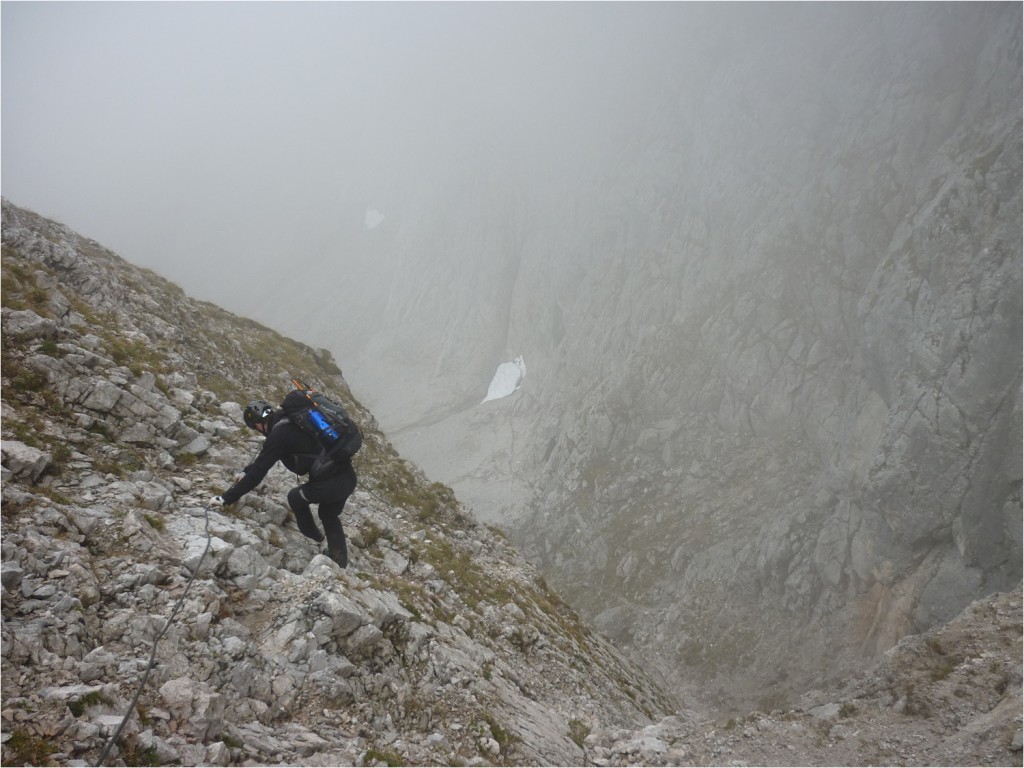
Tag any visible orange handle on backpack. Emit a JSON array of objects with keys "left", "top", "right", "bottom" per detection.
[{"left": 293, "top": 379, "right": 323, "bottom": 410}]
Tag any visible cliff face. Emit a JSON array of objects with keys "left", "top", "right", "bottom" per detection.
[
  {"left": 512, "top": 3, "right": 1023, "bottom": 709},
  {"left": 236, "top": 4, "right": 1022, "bottom": 712},
  {"left": 3, "top": 202, "right": 1021, "bottom": 768}
]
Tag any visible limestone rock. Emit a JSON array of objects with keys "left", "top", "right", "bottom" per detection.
[
  {"left": 2, "top": 307, "right": 59, "bottom": 339},
  {"left": 0, "top": 440, "right": 52, "bottom": 483}
]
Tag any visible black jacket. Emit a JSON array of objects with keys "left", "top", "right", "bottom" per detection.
[{"left": 222, "top": 411, "right": 320, "bottom": 505}]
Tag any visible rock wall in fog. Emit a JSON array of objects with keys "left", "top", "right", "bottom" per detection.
[{"left": 246, "top": 4, "right": 1022, "bottom": 711}]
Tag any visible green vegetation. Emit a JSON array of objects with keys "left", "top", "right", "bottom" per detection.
[
  {"left": 91, "top": 457, "right": 123, "bottom": 478},
  {"left": 219, "top": 733, "right": 244, "bottom": 750},
  {"left": 478, "top": 712, "right": 514, "bottom": 762},
  {"left": 120, "top": 743, "right": 162, "bottom": 767},
  {"left": 132, "top": 266, "right": 186, "bottom": 298},
  {"left": 86, "top": 421, "right": 116, "bottom": 443},
  {"left": 102, "top": 333, "right": 167, "bottom": 378},
  {"left": 756, "top": 690, "right": 790, "bottom": 714},
  {"left": 931, "top": 662, "right": 956, "bottom": 682},
  {"left": 360, "top": 520, "right": 388, "bottom": 550},
  {"left": 359, "top": 568, "right": 449, "bottom": 626},
  {"left": 926, "top": 637, "right": 946, "bottom": 655},
  {"left": 69, "top": 690, "right": 115, "bottom": 717},
  {"left": 5, "top": 730, "right": 56, "bottom": 765},
  {"left": 2, "top": 348, "right": 49, "bottom": 397},
  {"left": 415, "top": 482, "right": 459, "bottom": 522},
  {"left": 364, "top": 746, "right": 406, "bottom": 766},
  {"left": 568, "top": 718, "right": 590, "bottom": 748},
  {"left": 135, "top": 704, "right": 153, "bottom": 727},
  {"left": 365, "top": 458, "right": 460, "bottom": 523},
  {"left": 266, "top": 527, "right": 286, "bottom": 549},
  {"left": 1, "top": 494, "right": 29, "bottom": 520},
  {"left": 174, "top": 452, "right": 198, "bottom": 468},
  {"left": 34, "top": 487, "right": 73, "bottom": 506},
  {"left": 2, "top": 408, "right": 46, "bottom": 447},
  {"left": 1, "top": 252, "right": 55, "bottom": 317},
  {"left": 419, "top": 537, "right": 513, "bottom": 611},
  {"left": 200, "top": 372, "right": 239, "bottom": 404},
  {"left": 485, "top": 524, "right": 510, "bottom": 542},
  {"left": 142, "top": 514, "right": 166, "bottom": 532},
  {"left": 900, "top": 684, "right": 930, "bottom": 717},
  {"left": 51, "top": 442, "right": 72, "bottom": 467}
]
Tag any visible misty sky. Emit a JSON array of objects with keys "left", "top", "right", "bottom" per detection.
[{"left": 2, "top": 1, "right": 719, "bottom": 303}]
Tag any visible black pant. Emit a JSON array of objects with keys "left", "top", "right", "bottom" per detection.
[{"left": 286, "top": 461, "right": 357, "bottom": 567}]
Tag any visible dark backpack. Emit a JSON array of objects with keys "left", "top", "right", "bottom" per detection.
[{"left": 280, "top": 381, "right": 362, "bottom": 477}]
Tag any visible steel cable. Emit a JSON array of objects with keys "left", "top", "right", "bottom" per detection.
[{"left": 94, "top": 504, "right": 212, "bottom": 767}]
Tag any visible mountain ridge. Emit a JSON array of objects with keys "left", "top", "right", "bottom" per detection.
[
  {"left": 2, "top": 200, "right": 1021, "bottom": 766},
  {"left": 0, "top": 199, "right": 673, "bottom": 766},
  {"left": 235, "top": 3, "right": 1024, "bottom": 715}
]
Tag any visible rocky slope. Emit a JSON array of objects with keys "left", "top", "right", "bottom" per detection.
[
  {"left": 3, "top": 202, "right": 1021, "bottom": 767},
  {"left": 0, "top": 200, "right": 672, "bottom": 766},
  {"left": 586, "top": 586, "right": 1023, "bottom": 768},
  {"left": 237, "top": 3, "right": 1023, "bottom": 713}
]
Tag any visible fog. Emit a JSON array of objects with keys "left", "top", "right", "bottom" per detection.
[
  {"left": 4, "top": 1, "right": 1020, "bottom": 715},
  {"left": 2, "top": 1, "right": 726, "bottom": 305}
]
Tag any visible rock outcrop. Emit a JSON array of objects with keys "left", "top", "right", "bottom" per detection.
[
  {"left": 584, "top": 587, "right": 1023, "bottom": 768},
  {"left": 1, "top": 200, "right": 671, "bottom": 766},
  {"left": 3, "top": 201, "right": 1020, "bottom": 767}
]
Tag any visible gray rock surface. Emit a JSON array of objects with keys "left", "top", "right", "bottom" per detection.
[
  {"left": 1, "top": 440, "right": 52, "bottom": 483},
  {"left": 235, "top": 3, "right": 1022, "bottom": 712},
  {"left": 1, "top": 201, "right": 669, "bottom": 766},
  {"left": 2, "top": 197, "right": 1020, "bottom": 767}
]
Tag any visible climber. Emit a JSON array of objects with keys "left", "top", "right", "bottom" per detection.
[{"left": 209, "top": 398, "right": 357, "bottom": 568}]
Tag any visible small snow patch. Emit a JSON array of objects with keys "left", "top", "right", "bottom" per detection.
[
  {"left": 482, "top": 356, "right": 526, "bottom": 403},
  {"left": 364, "top": 208, "right": 385, "bottom": 230}
]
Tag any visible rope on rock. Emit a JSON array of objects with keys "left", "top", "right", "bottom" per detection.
[{"left": 94, "top": 504, "right": 213, "bottom": 767}]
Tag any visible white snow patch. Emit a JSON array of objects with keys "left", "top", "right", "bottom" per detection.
[
  {"left": 482, "top": 356, "right": 526, "bottom": 403},
  {"left": 364, "top": 208, "right": 385, "bottom": 230}
]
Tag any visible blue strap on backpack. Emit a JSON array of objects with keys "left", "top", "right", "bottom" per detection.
[{"left": 281, "top": 379, "right": 363, "bottom": 478}]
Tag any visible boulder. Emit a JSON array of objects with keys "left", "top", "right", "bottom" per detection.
[
  {"left": 1, "top": 307, "right": 58, "bottom": 339},
  {"left": 0, "top": 440, "right": 52, "bottom": 483}
]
